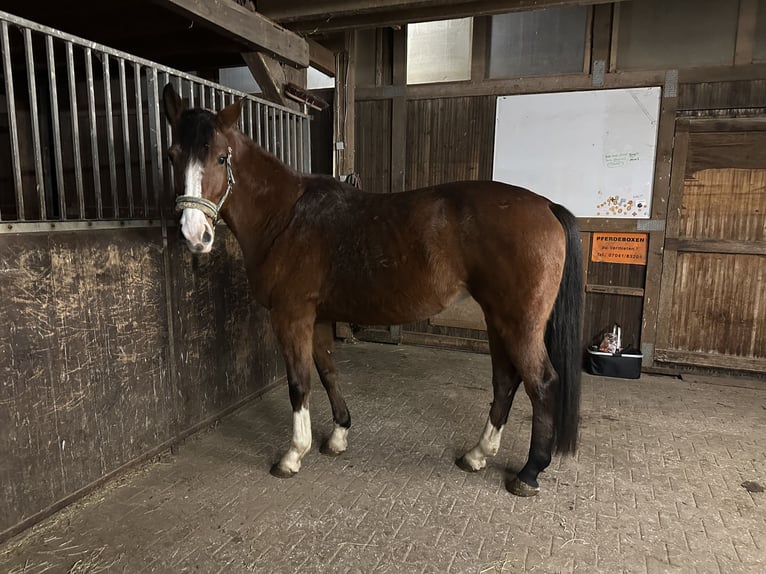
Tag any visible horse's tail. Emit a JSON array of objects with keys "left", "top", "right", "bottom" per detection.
[{"left": 545, "top": 203, "right": 583, "bottom": 455}]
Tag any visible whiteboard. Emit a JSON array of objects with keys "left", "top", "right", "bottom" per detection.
[{"left": 492, "top": 87, "right": 661, "bottom": 218}]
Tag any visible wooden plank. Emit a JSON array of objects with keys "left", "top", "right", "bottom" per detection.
[
  {"left": 678, "top": 168, "right": 766, "bottom": 242},
  {"left": 262, "top": 0, "right": 623, "bottom": 33},
  {"left": 654, "top": 348, "right": 766, "bottom": 374},
  {"left": 665, "top": 238, "right": 766, "bottom": 256},
  {"left": 390, "top": 28, "right": 407, "bottom": 193},
  {"left": 155, "top": 0, "right": 308, "bottom": 67},
  {"left": 577, "top": 219, "right": 663, "bottom": 233},
  {"left": 647, "top": 113, "right": 685, "bottom": 356},
  {"left": 685, "top": 117, "right": 766, "bottom": 132},
  {"left": 734, "top": 0, "right": 759, "bottom": 65},
  {"left": 401, "top": 331, "right": 490, "bottom": 354},
  {"left": 590, "top": 3, "right": 612, "bottom": 72},
  {"left": 640, "top": 94, "right": 677, "bottom": 365},
  {"left": 308, "top": 39, "right": 336, "bottom": 77},
  {"left": 585, "top": 284, "right": 645, "bottom": 297},
  {"left": 355, "top": 64, "right": 766, "bottom": 102},
  {"left": 470, "top": 16, "right": 488, "bottom": 82},
  {"left": 242, "top": 52, "right": 288, "bottom": 106},
  {"left": 334, "top": 31, "right": 357, "bottom": 176},
  {"left": 686, "top": 132, "right": 766, "bottom": 173}
]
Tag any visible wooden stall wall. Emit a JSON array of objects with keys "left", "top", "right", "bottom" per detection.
[
  {"left": 0, "top": 227, "right": 282, "bottom": 542},
  {"left": 656, "top": 122, "right": 766, "bottom": 373}
]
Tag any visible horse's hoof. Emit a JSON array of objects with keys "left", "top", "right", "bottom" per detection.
[
  {"left": 270, "top": 463, "right": 297, "bottom": 479},
  {"left": 455, "top": 456, "right": 482, "bottom": 473},
  {"left": 319, "top": 441, "right": 344, "bottom": 456},
  {"left": 507, "top": 476, "right": 540, "bottom": 497}
]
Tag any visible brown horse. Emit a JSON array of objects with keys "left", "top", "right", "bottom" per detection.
[{"left": 162, "top": 83, "right": 582, "bottom": 496}]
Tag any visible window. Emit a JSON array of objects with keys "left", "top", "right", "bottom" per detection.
[
  {"left": 616, "top": 0, "right": 739, "bottom": 69},
  {"left": 489, "top": 6, "right": 588, "bottom": 78},
  {"left": 406, "top": 18, "right": 473, "bottom": 84}
]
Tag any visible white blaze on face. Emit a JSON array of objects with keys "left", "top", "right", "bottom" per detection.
[{"left": 180, "top": 159, "right": 214, "bottom": 253}]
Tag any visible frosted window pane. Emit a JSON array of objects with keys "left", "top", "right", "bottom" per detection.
[
  {"left": 407, "top": 18, "right": 472, "bottom": 84},
  {"left": 617, "top": 0, "right": 738, "bottom": 69},
  {"left": 489, "top": 7, "right": 587, "bottom": 78}
]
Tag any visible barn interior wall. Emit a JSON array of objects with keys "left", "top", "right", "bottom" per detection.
[
  {"left": 351, "top": 0, "right": 766, "bottom": 374},
  {"left": 0, "top": 227, "right": 283, "bottom": 542}
]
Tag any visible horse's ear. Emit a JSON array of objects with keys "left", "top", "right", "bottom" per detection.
[
  {"left": 162, "top": 83, "right": 186, "bottom": 126},
  {"left": 216, "top": 98, "right": 243, "bottom": 132}
]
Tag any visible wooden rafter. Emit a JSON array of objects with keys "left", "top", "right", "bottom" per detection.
[
  {"left": 259, "top": 0, "right": 626, "bottom": 33},
  {"left": 154, "top": 0, "right": 309, "bottom": 67}
]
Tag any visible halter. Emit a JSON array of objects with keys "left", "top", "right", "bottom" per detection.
[{"left": 175, "top": 146, "right": 235, "bottom": 225}]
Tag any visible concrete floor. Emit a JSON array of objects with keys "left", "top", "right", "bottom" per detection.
[{"left": 1, "top": 342, "right": 765, "bottom": 574}]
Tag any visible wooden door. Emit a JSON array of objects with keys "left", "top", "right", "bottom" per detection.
[{"left": 655, "top": 120, "right": 766, "bottom": 373}]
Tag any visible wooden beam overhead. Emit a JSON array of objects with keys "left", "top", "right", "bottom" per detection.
[
  {"left": 308, "top": 39, "right": 336, "bottom": 77},
  {"left": 260, "top": 0, "right": 625, "bottom": 33},
  {"left": 154, "top": 0, "right": 309, "bottom": 67}
]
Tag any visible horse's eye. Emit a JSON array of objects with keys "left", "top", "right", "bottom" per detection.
[{"left": 217, "top": 155, "right": 226, "bottom": 165}]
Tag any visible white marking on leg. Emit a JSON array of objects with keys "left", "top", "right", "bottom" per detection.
[
  {"left": 462, "top": 417, "right": 504, "bottom": 471},
  {"left": 180, "top": 160, "right": 214, "bottom": 252},
  {"left": 325, "top": 424, "right": 349, "bottom": 454},
  {"left": 278, "top": 407, "right": 312, "bottom": 473}
]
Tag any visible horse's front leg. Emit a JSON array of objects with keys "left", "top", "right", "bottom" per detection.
[
  {"left": 270, "top": 310, "right": 315, "bottom": 478},
  {"left": 313, "top": 321, "right": 351, "bottom": 455}
]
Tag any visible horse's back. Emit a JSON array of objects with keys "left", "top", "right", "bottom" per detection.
[{"left": 291, "top": 177, "right": 567, "bottom": 326}]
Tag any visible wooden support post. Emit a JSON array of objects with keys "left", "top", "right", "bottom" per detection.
[
  {"left": 390, "top": 27, "right": 407, "bottom": 193},
  {"left": 640, "top": 88, "right": 678, "bottom": 366},
  {"left": 334, "top": 31, "right": 356, "bottom": 177}
]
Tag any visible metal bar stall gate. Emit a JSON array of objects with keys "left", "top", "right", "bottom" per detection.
[{"left": 0, "top": 9, "right": 311, "bottom": 229}]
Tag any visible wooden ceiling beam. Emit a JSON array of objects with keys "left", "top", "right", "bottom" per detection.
[
  {"left": 261, "top": 0, "right": 624, "bottom": 31},
  {"left": 308, "top": 40, "right": 337, "bottom": 77},
  {"left": 153, "top": 0, "right": 309, "bottom": 67}
]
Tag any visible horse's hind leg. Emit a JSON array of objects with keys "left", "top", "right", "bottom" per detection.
[
  {"left": 506, "top": 347, "right": 558, "bottom": 497},
  {"left": 456, "top": 324, "right": 522, "bottom": 472},
  {"left": 313, "top": 321, "right": 351, "bottom": 455}
]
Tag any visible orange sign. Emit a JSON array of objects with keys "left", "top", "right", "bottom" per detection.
[{"left": 591, "top": 232, "right": 648, "bottom": 265}]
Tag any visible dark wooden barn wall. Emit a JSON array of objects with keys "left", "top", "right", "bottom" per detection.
[
  {"left": 355, "top": 99, "right": 392, "bottom": 194},
  {"left": 0, "top": 227, "right": 282, "bottom": 541},
  {"left": 405, "top": 96, "right": 496, "bottom": 190}
]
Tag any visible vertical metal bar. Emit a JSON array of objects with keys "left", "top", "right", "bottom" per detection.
[
  {"left": 279, "top": 110, "right": 285, "bottom": 161},
  {"left": 85, "top": 47, "right": 103, "bottom": 218},
  {"left": 134, "top": 62, "right": 148, "bottom": 215},
  {"left": 246, "top": 98, "right": 252, "bottom": 138},
  {"left": 46, "top": 35, "right": 66, "bottom": 219},
  {"left": 303, "top": 117, "right": 311, "bottom": 173},
  {"left": 2, "top": 22, "right": 23, "bottom": 220},
  {"left": 292, "top": 114, "right": 298, "bottom": 168},
  {"left": 66, "top": 41, "right": 85, "bottom": 218},
  {"left": 255, "top": 102, "right": 263, "bottom": 145},
  {"left": 188, "top": 78, "right": 195, "bottom": 107},
  {"left": 297, "top": 115, "right": 304, "bottom": 171},
  {"left": 285, "top": 113, "right": 292, "bottom": 167},
  {"left": 199, "top": 83, "right": 206, "bottom": 108},
  {"left": 271, "top": 109, "right": 277, "bottom": 156},
  {"left": 24, "top": 28, "right": 46, "bottom": 218},
  {"left": 119, "top": 58, "right": 134, "bottom": 217},
  {"left": 146, "top": 67, "right": 164, "bottom": 214},
  {"left": 102, "top": 53, "right": 118, "bottom": 218},
  {"left": 162, "top": 73, "right": 174, "bottom": 197}
]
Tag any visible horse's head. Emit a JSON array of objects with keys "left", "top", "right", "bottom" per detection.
[{"left": 162, "top": 83, "right": 242, "bottom": 254}]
